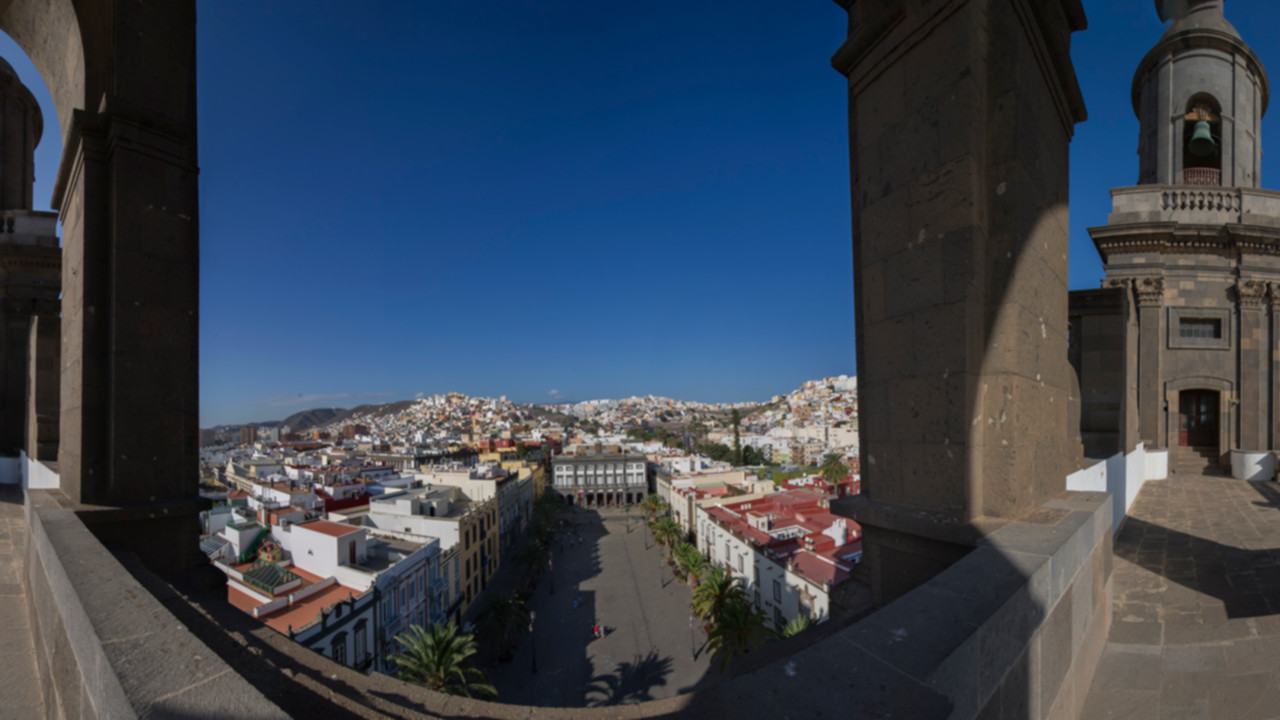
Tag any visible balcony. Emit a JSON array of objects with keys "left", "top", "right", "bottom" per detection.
[
  {"left": 1182, "top": 167, "right": 1221, "bottom": 186},
  {"left": 1101, "top": 184, "right": 1280, "bottom": 229}
]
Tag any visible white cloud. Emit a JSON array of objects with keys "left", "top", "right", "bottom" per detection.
[{"left": 548, "top": 389, "right": 561, "bottom": 397}]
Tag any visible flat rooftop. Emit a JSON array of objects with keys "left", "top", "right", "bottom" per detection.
[{"left": 295, "top": 519, "right": 361, "bottom": 537}]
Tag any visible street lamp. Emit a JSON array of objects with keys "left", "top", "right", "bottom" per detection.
[
  {"left": 690, "top": 614, "right": 696, "bottom": 660},
  {"left": 530, "top": 611, "right": 537, "bottom": 674},
  {"left": 548, "top": 557, "right": 554, "bottom": 595}
]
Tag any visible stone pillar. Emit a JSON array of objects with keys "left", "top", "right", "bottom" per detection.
[
  {"left": 831, "top": 0, "right": 1087, "bottom": 602},
  {"left": 1272, "top": 285, "right": 1280, "bottom": 451},
  {"left": 0, "top": 243, "right": 60, "bottom": 454},
  {"left": 1135, "top": 277, "right": 1164, "bottom": 447},
  {"left": 46, "top": 2, "right": 201, "bottom": 574},
  {"left": 25, "top": 314, "right": 57, "bottom": 461},
  {"left": 1237, "top": 279, "right": 1269, "bottom": 450}
]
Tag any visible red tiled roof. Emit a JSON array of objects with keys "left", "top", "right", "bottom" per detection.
[{"left": 258, "top": 584, "right": 358, "bottom": 634}]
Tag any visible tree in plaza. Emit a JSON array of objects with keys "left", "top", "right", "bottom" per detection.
[
  {"left": 475, "top": 591, "right": 529, "bottom": 663},
  {"left": 691, "top": 566, "right": 748, "bottom": 626},
  {"left": 706, "top": 598, "right": 774, "bottom": 672},
  {"left": 674, "top": 542, "right": 708, "bottom": 586},
  {"left": 641, "top": 493, "right": 668, "bottom": 520},
  {"left": 649, "top": 517, "right": 682, "bottom": 557},
  {"left": 821, "top": 453, "right": 849, "bottom": 485},
  {"left": 512, "top": 539, "right": 549, "bottom": 584},
  {"left": 781, "top": 613, "right": 812, "bottom": 638},
  {"left": 388, "top": 623, "right": 497, "bottom": 699}
]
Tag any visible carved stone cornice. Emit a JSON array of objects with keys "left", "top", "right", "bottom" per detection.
[
  {"left": 1135, "top": 277, "right": 1164, "bottom": 306},
  {"left": 1236, "top": 279, "right": 1269, "bottom": 309}
]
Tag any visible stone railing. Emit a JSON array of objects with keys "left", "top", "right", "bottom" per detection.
[
  {"left": 0, "top": 210, "right": 59, "bottom": 245},
  {"left": 1161, "top": 187, "right": 1241, "bottom": 213},
  {"left": 22, "top": 466, "right": 1114, "bottom": 719},
  {"left": 1107, "top": 185, "right": 1280, "bottom": 229},
  {"left": 1182, "top": 167, "right": 1221, "bottom": 186}
]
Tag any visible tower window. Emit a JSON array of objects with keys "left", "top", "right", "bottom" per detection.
[
  {"left": 1183, "top": 97, "right": 1222, "bottom": 186},
  {"left": 1179, "top": 318, "right": 1221, "bottom": 339}
]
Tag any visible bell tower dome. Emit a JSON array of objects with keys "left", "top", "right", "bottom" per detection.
[
  {"left": 1133, "top": 0, "right": 1268, "bottom": 187},
  {"left": 0, "top": 56, "right": 42, "bottom": 210}
]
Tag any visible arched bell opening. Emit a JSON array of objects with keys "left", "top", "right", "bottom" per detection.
[{"left": 1183, "top": 93, "right": 1223, "bottom": 185}]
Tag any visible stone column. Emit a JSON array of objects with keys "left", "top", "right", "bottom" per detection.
[
  {"left": 1135, "top": 277, "right": 1164, "bottom": 447},
  {"left": 1237, "top": 279, "right": 1268, "bottom": 450},
  {"left": 1272, "top": 284, "right": 1280, "bottom": 451},
  {"left": 25, "top": 314, "right": 57, "bottom": 461},
  {"left": 47, "top": 1, "right": 200, "bottom": 574},
  {"left": 831, "top": 0, "right": 1087, "bottom": 602}
]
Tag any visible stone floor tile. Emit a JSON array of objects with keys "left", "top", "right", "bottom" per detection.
[{"left": 1078, "top": 688, "right": 1160, "bottom": 720}]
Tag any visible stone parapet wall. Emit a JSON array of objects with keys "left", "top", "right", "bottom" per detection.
[
  {"left": 19, "top": 478, "right": 1113, "bottom": 719},
  {"left": 1106, "top": 185, "right": 1280, "bottom": 228},
  {"left": 22, "top": 488, "right": 287, "bottom": 719}
]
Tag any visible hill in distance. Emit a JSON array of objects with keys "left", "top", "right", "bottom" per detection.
[{"left": 247, "top": 400, "right": 417, "bottom": 433}]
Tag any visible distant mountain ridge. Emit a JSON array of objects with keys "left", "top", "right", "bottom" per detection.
[{"left": 242, "top": 400, "right": 417, "bottom": 433}]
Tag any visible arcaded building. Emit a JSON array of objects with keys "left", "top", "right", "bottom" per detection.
[{"left": 1072, "top": 0, "right": 1278, "bottom": 478}]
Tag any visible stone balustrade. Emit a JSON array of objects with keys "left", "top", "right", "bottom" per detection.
[{"left": 1107, "top": 185, "right": 1280, "bottom": 228}]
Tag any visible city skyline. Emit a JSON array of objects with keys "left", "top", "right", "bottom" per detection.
[{"left": 7, "top": 1, "right": 1280, "bottom": 425}]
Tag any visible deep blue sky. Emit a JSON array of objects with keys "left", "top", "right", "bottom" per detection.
[{"left": 7, "top": 2, "right": 1280, "bottom": 425}]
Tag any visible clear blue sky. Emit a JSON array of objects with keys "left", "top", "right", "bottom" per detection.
[{"left": 6, "top": 1, "right": 1280, "bottom": 426}]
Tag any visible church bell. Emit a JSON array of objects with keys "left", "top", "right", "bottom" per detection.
[{"left": 1189, "top": 120, "right": 1216, "bottom": 157}]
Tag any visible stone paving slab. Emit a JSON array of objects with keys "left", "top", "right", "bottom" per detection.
[
  {"left": 1081, "top": 475, "right": 1280, "bottom": 719},
  {"left": 0, "top": 484, "right": 43, "bottom": 720}
]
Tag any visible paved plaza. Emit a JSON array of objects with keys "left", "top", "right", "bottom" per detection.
[
  {"left": 1082, "top": 473, "right": 1280, "bottom": 719},
  {"left": 488, "top": 507, "right": 716, "bottom": 707}
]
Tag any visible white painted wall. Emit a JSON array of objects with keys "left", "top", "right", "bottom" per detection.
[
  {"left": 22, "top": 453, "right": 59, "bottom": 489},
  {"left": 1231, "top": 450, "right": 1274, "bottom": 482},
  {"left": 1066, "top": 442, "right": 1166, "bottom": 535}
]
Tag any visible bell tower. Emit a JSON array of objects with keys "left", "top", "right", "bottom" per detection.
[
  {"left": 1133, "top": 0, "right": 1268, "bottom": 187},
  {"left": 0, "top": 57, "right": 60, "bottom": 456},
  {"left": 1081, "top": 0, "right": 1280, "bottom": 479}
]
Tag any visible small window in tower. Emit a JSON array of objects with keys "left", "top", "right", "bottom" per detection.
[
  {"left": 1183, "top": 96, "right": 1222, "bottom": 186},
  {"left": 1179, "top": 317, "right": 1221, "bottom": 340}
]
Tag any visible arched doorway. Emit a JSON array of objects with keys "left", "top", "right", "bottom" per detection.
[{"left": 1173, "top": 386, "right": 1228, "bottom": 475}]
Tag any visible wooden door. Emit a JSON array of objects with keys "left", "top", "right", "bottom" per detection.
[{"left": 1178, "top": 390, "right": 1219, "bottom": 447}]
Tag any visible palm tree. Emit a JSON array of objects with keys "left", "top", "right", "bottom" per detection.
[
  {"left": 512, "top": 539, "right": 549, "bottom": 583},
  {"left": 691, "top": 567, "right": 747, "bottom": 625},
  {"left": 706, "top": 598, "right": 773, "bottom": 672},
  {"left": 781, "top": 613, "right": 812, "bottom": 638},
  {"left": 388, "top": 623, "right": 497, "bottom": 699},
  {"left": 476, "top": 591, "right": 529, "bottom": 662},
  {"left": 649, "top": 517, "right": 682, "bottom": 557},
  {"left": 641, "top": 493, "right": 668, "bottom": 520},
  {"left": 820, "top": 453, "right": 849, "bottom": 485}
]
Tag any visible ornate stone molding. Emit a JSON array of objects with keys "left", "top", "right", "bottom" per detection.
[
  {"left": 1236, "top": 279, "right": 1269, "bottom": 309},
  {"left": 1135, "top": 277, "right": 1164, "bottom": 306}
]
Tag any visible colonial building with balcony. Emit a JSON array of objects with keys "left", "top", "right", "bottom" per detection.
[{"left": 551, "top": 445, "right": 650, "bottom": 506}]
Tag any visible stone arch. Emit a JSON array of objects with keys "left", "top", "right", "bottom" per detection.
[
  {"left": 1164, "top": 375, "right": 1234, "bottom": 461},
  {"left": 0, "top": 0, "right": 200, "bottom": 573},
  {"left": 0, "top": 0, "right": 84, "bottom": 143}
]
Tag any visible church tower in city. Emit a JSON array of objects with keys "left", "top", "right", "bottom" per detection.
[
  {"left": 0, "top": 57, "right": 60, "bottom": 456},
  {"left": 1074, "top": 0, "right": 1278, "bottom": 477}
]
